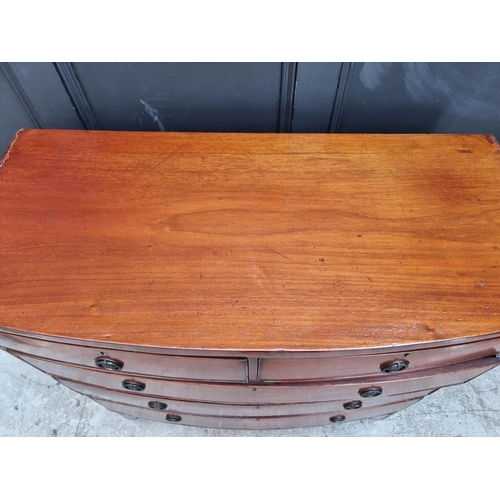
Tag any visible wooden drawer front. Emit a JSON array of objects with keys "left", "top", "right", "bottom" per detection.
[
  {"left": 0, "top": 332, "right": 247, "bottom": 382},
  {"left": 11, "top": 350, "right": 499, "bottom": 405},
  {"left": 55, "top": 377, "right": 434, "bottom": 417},
  {"left": 259, "top": 337, "right": 500, "bottom": 382},
  {"left": 94, "top": 397, "right": 424, "bottom": 430}
]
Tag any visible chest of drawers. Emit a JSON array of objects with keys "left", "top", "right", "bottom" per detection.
[{"left": 1, "top": 129, "right": 500, "bottom": 429}]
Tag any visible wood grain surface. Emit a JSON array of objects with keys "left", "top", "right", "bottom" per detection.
[
  {"left": 92, "top": 397, "right": 426, "bottom": 429},
  {"left": 56, "top": 377, "right": 435, "bottom": 417},
  {"left": 1, "top": 129, "right": 500, "bottom": 351},
  {"left": 0, "top": 331, "right": 248, "bottom": 382},
  {"left": 11, "top": 350, "right": 499, "bottom": 404},
  {"left": 2, "top": 329, "right": 499, "bottom": 381}
]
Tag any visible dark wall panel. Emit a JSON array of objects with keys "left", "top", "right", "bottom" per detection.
[
  {"left": 292, "top": 63, "right": 342, "bottom": 132},
  {"left": 339, "top": 62, "right": 500, "bottom": 138},
  {"left": 10, "top": 63, "right": 84, "bottom": 130},
  {"left": 0, "top": 65, "right": 38, "bottom": 154},
  {"left": 71, "top": 62, "right": 282, "bottom": 132},
  {"left": 3, "top": 62, "right": 500, "bottom": 158}
]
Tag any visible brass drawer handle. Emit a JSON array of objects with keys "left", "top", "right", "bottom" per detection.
[
  {"left": 358, "top": 387, "right": 383, "bottom": 398},
  {"left": 166, "top": 414, "right": 182, "bottom": 423},
  {"left": 380, "top": 359, "right": 410, "bottom": 374},
  {"left": 148, "top": 401, "right": 168, "bottom": 410},
  {"left": 122, "top": 380, "right": 146, "bottom": 392},
  {"left": 94, "top": 356, "right": 124, "bottom": 371},
  {"left": 330, "top": 415, "right": 346, "bottom": 423},
  {"left": 343, "top": 400, "right": 363, "bottom": 410}
]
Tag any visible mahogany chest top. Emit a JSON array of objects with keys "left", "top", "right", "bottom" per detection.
[{"left": 1, "top": 130, "right": 499, "bottom": 353}]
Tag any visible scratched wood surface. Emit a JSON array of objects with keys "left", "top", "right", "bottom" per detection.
[{"left": 1, "top": 129, "right": 500, "bottom": 351}]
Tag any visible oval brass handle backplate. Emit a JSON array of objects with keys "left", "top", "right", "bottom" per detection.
[
  {"left": 343, "top": 400, "right": 363, "bottom": 410},
  {"left": 122, "top": 380, "right": 146, "bottom": 392},
  {"left": 380, "top": 359, "right": 410, "bottom": 374},
  {"left": 94, "top": 356, "right": 124, "bottom": 371},
  {"left": 358, "top": 387, "right": 383, "bottom": 398},
  {"left": 330, "top": 415, "right": 346, "bottom": 423},
  {"left": 166, "top": 414, "right": 182, "bottom": 422},
  {"left": 148, "top": 401, "right": 168, "bottom": 410}
]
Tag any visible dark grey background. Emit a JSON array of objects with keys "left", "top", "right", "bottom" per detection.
[{"left": 1, "top": 62, "right": 500, "bottom": 154}]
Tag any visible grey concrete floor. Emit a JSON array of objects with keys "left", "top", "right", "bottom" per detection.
[{"left": 2, "top": 348, "right": 500, "bottom": 436}]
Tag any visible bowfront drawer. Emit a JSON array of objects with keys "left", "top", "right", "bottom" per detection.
[
  {"left": 259, "top": 337, "right": 500, "bottom": 381},
  {"left": 94, "top": 397, "right": 424, "bottom": 430},
  {"left": 55, "top": 378, "right": 435, "bottom": 417},
  {"left": 0, "top": 331, "right": 247, "bottom": 382},
  {"left": 10, "top": 350, "right": 499, "bottom": 405}
]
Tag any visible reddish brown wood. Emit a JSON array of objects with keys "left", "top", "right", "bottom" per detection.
[
  {"left": 93, "top": 397, "right": 425, "bottom": 429},
  {"left": 0, "top": 331, "right": 247, "bottom": 382},
  {"left": 258, "top": 336, "right": 500, "bottom": 381},
  {"left": 56, "top": 377, "right": 434, "bottom": 417},
  {"left": 1, "top": 329, "right": 499, "bottom": 382},
  {"left": 1, "top": 130, "right": 500, "bottom": 351},
  {"left": 4, "top": 326, "right": 500, "bottom": 357},
  {"left": 10, "top": 350, "right": 499, "bottom": 405},
  {"left": 2, "top": 130, "right": 500, "bottom": 429}
]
